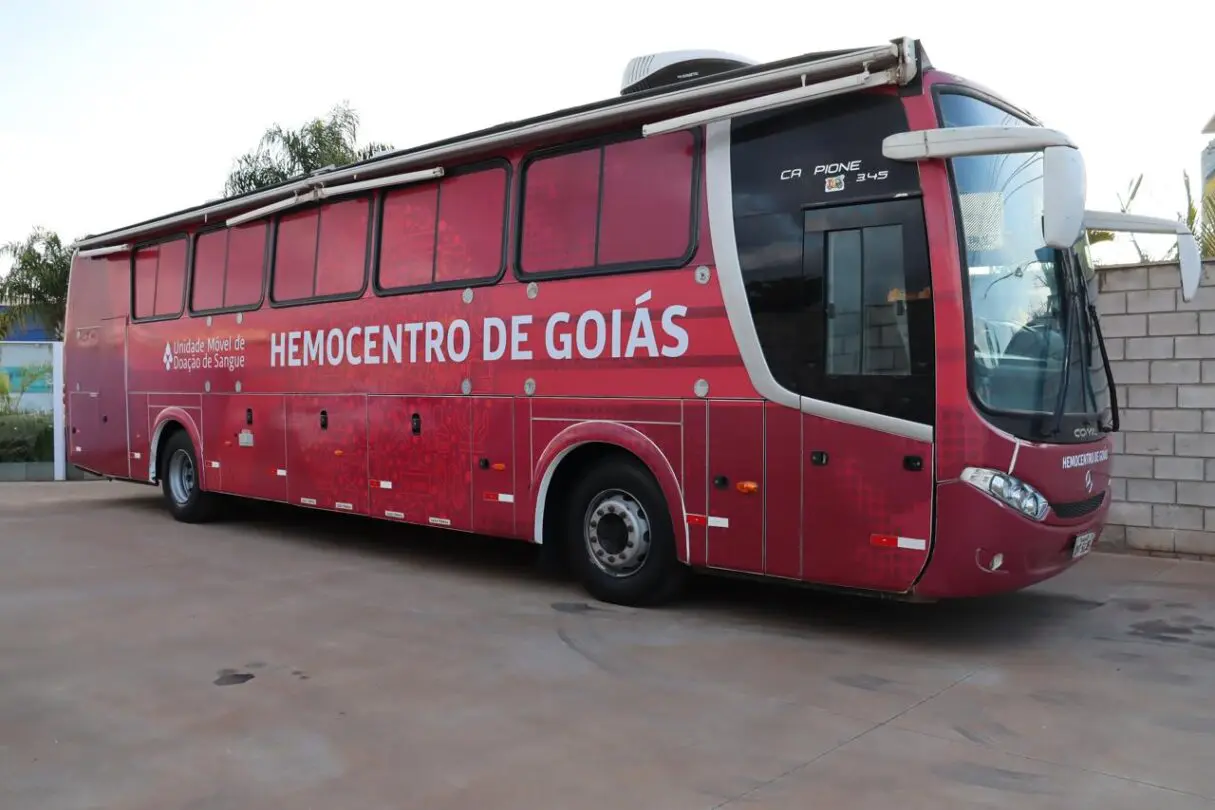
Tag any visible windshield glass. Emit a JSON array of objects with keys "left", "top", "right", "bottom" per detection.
[{"left": 938, "top": 91, "right": 1110, "bottom": 434}]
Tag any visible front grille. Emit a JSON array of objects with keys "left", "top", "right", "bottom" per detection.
[{"left": 1051, "top": 491, "right": 1105, "bottom": 520}]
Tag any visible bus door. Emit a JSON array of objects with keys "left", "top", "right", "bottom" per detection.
[
  {"left": 66, "top": 256, "right": 130, "bottom": 479},
  {"left": 94, "top": 315, "right": 130, "bottom": 478},
  {"left": 798, "top": 197, "right": 935, "bottom": 592}
]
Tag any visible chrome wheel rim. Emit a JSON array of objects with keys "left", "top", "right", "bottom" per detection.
[
  {"left": 583, "top": 488, "right": 650, "bottom": 578},
  {"left": 168, "top": 449, "right": 195, "bottom": 505}
]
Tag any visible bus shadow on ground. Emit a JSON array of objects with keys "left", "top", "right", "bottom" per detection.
[{"left": 123, "top": 489, "right": 1102, "bottom": 653}]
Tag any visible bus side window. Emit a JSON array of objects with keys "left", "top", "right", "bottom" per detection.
[
  {"left": 133, "top": 237, "right": 187, "bottom": 321},
  {"left": 378, "top": 162, "right": 509, "bottom": 292},
  {"left": 802, "top": 198, "right": 934, "bottom": 425},
  {"left": 824, "top": 225, "right": 910, "bottom": 377},
  {"left": 192, "top": 222, "right": 267, "bottom": 315},
  {"left": 272, "top": 197, "right": 370, "bottom": 304},
  {"left": 517, "top": 130, "right": 697, "bottom": 278}
]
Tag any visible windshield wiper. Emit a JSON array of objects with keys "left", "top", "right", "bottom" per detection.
[
  {"left": 1050, "top": 256, "right": 1079, "bottom": 436},
  {"left": 1086, "top": 298, "right": 1120, "bottom": 432}
]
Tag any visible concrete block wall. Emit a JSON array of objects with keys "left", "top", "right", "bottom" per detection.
[{"left": 1097, "top": 259, "right": 1215, "bottom": 559}]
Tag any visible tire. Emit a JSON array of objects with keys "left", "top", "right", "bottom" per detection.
[
  {"left": 159, "top": 430, "right": 218, "bottom": 524},
  {"left": 564, "top": 454, "right": 689, "bottom": 607}
]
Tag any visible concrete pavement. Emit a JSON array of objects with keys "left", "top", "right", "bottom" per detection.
[{"left": 2, "top": 481, "right": 1213, "bottom": 809}]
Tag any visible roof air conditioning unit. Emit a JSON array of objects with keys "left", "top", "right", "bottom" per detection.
[{"left": 620, "top": 49, "right": 759, "bottom": 96}]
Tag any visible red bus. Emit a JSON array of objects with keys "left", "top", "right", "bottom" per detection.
[{"left": 65, "top": 38, "right": 1202, "bottom": 606}]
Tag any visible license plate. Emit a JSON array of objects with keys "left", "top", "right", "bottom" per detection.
[{"left": 1071, "top": 531, "right": 1096, "bottom": 559}]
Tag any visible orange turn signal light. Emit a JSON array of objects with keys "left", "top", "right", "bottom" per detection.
[{"left": 736, "top": 481, "right": 759, "bottom": 494}]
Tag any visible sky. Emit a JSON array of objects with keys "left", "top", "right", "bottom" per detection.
[{"left": 1, "top": 0, "right": 1210, "bottom": 270}]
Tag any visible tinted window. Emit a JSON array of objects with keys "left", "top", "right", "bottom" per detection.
[
  {"left": 731, "top": 92, "right": 933, "bottom": 423},
  {"left": 518, "top": 130, "right": 696, "bottom": 276},
  {"left": 132, "top": 237, "right": 187, "bottom": 320},
  {"left": 826, "top": 224, "right": 912, "bottom": 376},
  {"left": 272, "top": 197, "right": 370, "bottom": 303},
  {"left": 191, "top": 222, "right": 266, "bottom": 313},
  {"left": 730, "top": 92, "right": 919, "bottom": 217},
  {"left": 378, "top": 164, "right": 508, "bottom": 291},
  {"left": 807, "top": 201, "right": 934, "bottom": 422},
  {"left": 736, "top": 211, "right": 811, "bottom": 393}
]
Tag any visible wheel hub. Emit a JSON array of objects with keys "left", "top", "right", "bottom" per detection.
[
  {"left": 584, "top": 490, "right": 650, "bottom": 577},
  {"left": 168, "top": 449, "right": 194, "bottom": 505}
]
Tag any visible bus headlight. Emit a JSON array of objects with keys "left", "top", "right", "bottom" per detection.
[{"left": 960, "top": 467, "right": 1050, "bottom": 522}]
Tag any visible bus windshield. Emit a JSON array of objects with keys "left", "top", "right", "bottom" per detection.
[{"left": 938, "top": 90, "right": 1111, "bottom": 442}]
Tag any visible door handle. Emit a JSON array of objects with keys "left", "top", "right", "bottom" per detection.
[
  {"left": 810, "top": 450, "right": 828, "bottom": 466},
  {"left": 319, "top": 410, "right": 328, "bottom": 430},
  {"left": 903, "top": 455, "right": 923, "bottom": 471}
]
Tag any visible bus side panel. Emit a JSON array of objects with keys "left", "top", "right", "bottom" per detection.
[
  {"left": 286, "top": 394, "right": 369, "bottom": 515},
  {"left": 681, "top": 400, "right": 708, "bottom": 567},
  {"left": 802, "top": 417, "right": 932, "bottom": 592},
  {"left": 93, "top": 317, "right": 130, "bottom": 478},
  {"left": 128, "top": 393, "right": 150, "bottom": 479},
  {"left": 471, "top": 396, "right": 517, "bottom": 537},
  {"left": 706, "top": 400, "right": 764, "bottom": 574},
  {"left": 367, "top": 396, "right": 473, "bottom": 530},
  {"left": 201, "top": 401, "right": 227, "bottom": 493},
  {"left": 209, "top": 394, "right": 288, "bottom": 503},
  {"left": 763, "top": 401, "right": 802, "bottom": 579},
  {"left": 68, "top": 392, "right": 99, "bottom": 470}
]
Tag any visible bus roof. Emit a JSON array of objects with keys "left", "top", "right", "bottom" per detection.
[{"left": 74, "top": 37, "right": 925, "bottom": 252}]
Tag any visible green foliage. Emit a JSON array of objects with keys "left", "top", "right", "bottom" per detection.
[
  {"left": 0, "top": 363, "right": 51, "bottom": 415},
  {"left": 223, "top": 101, "right": 394, "bottom": 197},
  {"left": 1170, "top": 171, "right": 1215, "bottom": 260},
  {"left": 0, "top": 414, "right": 53, "bottom": 462},
  {"left": 0, "top": 364, "right": 55, "bottom": 462},
  {"left": 0, "top": 227, "right": 72, "bottom": 340}
]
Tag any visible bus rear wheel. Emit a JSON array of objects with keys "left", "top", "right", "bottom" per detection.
[
  {"left": 160, "top": 430, "right": 218, "bottom": 524},
  {"left": 564, "top": 455, "right": 688, "bottom": 607}
]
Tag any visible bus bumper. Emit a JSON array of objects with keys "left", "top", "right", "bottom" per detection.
[{"left": 911, "top": 479, "right": 1110, "bottom": 599}]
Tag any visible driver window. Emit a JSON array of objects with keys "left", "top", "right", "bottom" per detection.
[{"left": 826, "top": 224, "right": 912, "bottom": 376}]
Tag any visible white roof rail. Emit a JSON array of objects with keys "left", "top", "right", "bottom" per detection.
[
  {"left": 225, "top": 167, "right": 443, "bottom": 227},
  {"left": 643, "top": 67, "right": 900, "bottom": 137},
  {"left": 74, "top": 38, "right": 918, "bottom": 251}
]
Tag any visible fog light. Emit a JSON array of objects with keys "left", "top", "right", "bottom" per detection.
[
  {"left": 961, "top": 467, "right": 1050, "bottom": 522},
  {"left": 990, "top": 553, "right": 1004, "bottom": 571}
]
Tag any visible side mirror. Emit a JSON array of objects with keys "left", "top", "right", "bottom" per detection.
[
  {"left": 1041, "top": 146, "right": 1086, "bottom": 249},
  {"left": 882, "top": 125, "right": 1085, "bottom": 249},
  {"left": 1083, "top": 210, "right": 1203, "bottom": 302},
  {"left": 1177, "top": 231, "right": 1201, "bottom": 303}
]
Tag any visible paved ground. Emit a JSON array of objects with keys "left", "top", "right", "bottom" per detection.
[{"left": 2, "top": 482, "right": 1214, "bottom": 809}]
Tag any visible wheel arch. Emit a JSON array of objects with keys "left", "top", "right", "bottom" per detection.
[
  {"left": 531, "top": 420, "right": 689, "bottom": 564},
  {"left": 148, "top": 407, "right": 203, "bottom": 484}
]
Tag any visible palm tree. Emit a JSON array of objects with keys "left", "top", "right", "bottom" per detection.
[
  {"left": 1168, "top": 170, "right": 1215, "bottom": 260},
  {"left": 0, "top": 227, "right": 72, "bottom": 340},
  {"left": 223, "top": 101, "right": 394, "bottom": 197}
]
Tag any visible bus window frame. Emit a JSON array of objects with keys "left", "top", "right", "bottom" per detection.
[
  {"left": 373, "top": 157, "right": 514, "bottom": 298},
  {"left": 129, "top": 231, "right": 191, "bottom": 324},
  {"left": 187, "top": 220, "right": 271, "bottom": 318},
  {"left": 512, "top": 127, "right": 703, "bottom": 282},
  {"left": 267, "top": 192, "right": 375, "bottom": 310}
]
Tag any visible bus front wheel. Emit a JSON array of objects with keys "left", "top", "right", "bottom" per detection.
[
  {"left": 160, "top": 430, "right": 218, "bottom": 524},
  {"left": 564, "top": 455, "right": 688, "bottom": 607}
]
